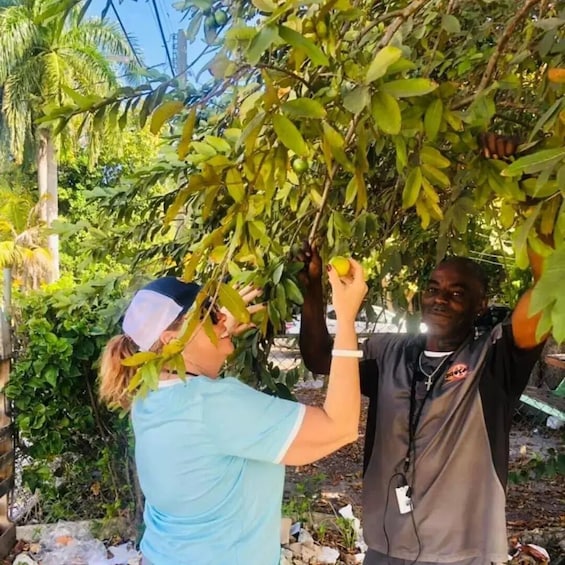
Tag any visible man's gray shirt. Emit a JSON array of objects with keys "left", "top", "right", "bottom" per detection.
[{"left": 360, "top": 322, "right": 543, "bottom": 563}]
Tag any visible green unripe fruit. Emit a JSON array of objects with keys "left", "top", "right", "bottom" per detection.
[
  {"left": 292, "top": 158, "right": 309, "bottom": 174},
  {"left": 329, "top": 256, "right": 351, "bottom": 277},
  {"left": 303, "top": 19, "right": 315, "bottom": 34},
  {"left": 214, "top": 10, "right": 228, "bottom": 26},
  {"left": 316, "top": 20, "right": 328, "bottom": 38},
  {"left": 204, "top": 14, "right": 216, "bottom": 29}
]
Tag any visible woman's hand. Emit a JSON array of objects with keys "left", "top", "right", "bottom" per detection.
[
  {"left": 221, "top": 284, "right": 264, "bottom": 336},
  {"left": 327, "top": 258, "right": 367, "bottom": 325}
]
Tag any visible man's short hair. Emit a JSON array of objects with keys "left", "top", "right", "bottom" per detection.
[{"left": 437, "top": 256, "right": 489, "bottom": 296}]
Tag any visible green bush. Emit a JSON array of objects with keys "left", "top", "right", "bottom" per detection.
[{"left": 5, "top": 274, "right": 141, "bottom": 523}]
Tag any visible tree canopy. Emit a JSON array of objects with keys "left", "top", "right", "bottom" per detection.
[{"left": 40, "top": 0, "right": 565, "bottom": 393}]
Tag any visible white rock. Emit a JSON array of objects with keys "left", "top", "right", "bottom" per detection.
[
  {"left": 298, "top": 529, "right": 314, "bottom": 545},
  {"left": 354, "top": 553, "right": 365, "bottom": 563},
  {"left": 13, "top": 555, "right": 38, "bottom": 565},
  {"left": 105, "top": 543, "right": 141, "bottom": 564},
  {"left": 280, "top": 547, "right": 294, "bottom": 565},
  {"left": 318, "top": 546, "right": 340, "bottom": 564},
  {"left": 547, "top": 416, "right": 564, "bottom": 430}
]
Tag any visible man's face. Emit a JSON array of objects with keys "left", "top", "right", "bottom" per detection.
[{"left": 421, "top": 263, "right": 487, "bottom": 345}]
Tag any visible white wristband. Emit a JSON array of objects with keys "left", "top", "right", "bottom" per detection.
[{"left": 332, "top": 349, "right": 363, "bottom": 358}]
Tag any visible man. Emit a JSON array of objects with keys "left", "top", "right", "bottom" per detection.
[{"left": 298, "top": 244, "right": 548, "bottom": 565}]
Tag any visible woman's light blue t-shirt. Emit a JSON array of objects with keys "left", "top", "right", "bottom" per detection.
[{"left": 131, "top": 376, "right": 305, "bottom": 565}]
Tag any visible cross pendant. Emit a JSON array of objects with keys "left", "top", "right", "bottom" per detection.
[{"left": 425, "top": 374, "right": 434, "bottom": 391}]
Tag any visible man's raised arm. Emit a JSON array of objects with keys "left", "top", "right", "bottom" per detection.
[{"left": 297, "top": 243, "right": 333, "bottom": 375}]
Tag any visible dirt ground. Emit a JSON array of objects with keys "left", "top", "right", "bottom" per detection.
[{"left": 286, "top": 386, "right": 565, "bottom": 533}]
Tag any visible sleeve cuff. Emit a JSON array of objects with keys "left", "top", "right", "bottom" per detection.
[{"left": 274, "top": 403, "right": 306, "bottom": 464}]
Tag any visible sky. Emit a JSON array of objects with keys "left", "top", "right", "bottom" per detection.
[{"left": 87, "top": 0, "right": 205, "bottom": 77}]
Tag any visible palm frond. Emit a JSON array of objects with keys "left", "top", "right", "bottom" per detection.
[
  {"left": 0, "top": 4, "right": 38, "bottom": 83},
  {"left": 0, "top": 241, "right": 18, "bottom": 269}
]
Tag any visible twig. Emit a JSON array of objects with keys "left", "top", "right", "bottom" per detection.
[
  {"left": 359, "top": 0, "right": 430, "bottom": 44},
  {"left": 309, "top": 117, "right": 360, "bottom": 242},
  {"left": 255, "top": 63, "right": 314, "bottom": 91},
  {"left": 424, "top": 0, "right": 459, "bottom": 75},
  {"left": 451, "top": 0, "right": 543, "bottom": 110},
  {"left": 377, "top": 0, "right": 432, "bottom": 48}
]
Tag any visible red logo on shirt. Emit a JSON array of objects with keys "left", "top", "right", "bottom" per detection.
[{"left": 445, "top": 363, "right": 469, "bottom": 383}]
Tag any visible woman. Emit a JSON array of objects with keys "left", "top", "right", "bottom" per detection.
[{"left": 99, "top": 260, "right": 367, "bottom": 565}]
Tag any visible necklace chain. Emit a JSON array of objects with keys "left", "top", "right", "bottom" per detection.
[{"left": 418, "top": 352, "right": 451, "bottom": 391}]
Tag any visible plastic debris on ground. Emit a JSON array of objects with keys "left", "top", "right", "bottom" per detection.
[{"left": 12, "top": 521, "right": 141, "bottom": 565}]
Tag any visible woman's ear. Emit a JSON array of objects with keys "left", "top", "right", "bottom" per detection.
[{"left": 159, "top": 328, "right": 178, "bottom": 346}]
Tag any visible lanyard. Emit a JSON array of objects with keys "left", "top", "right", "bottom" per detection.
[{"left": 402, "top": 336, "right": 472, "bottom": 476}]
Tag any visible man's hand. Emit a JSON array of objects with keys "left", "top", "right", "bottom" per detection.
[
  {"left": 296, "top": 241, "right": 323, "bottom": 289},
  {"left": 221, "top": 284, "right": 264, "bottom": 336}
]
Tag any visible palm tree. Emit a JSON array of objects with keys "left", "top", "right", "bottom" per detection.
[
  {"left": 0, "top": 176, "right": 50, "bottom": 290},
  {"left": 0, "top": 0, "right": 142, "bottom": 281}
]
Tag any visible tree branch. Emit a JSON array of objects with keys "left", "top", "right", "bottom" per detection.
[
  {"left": 452, "top": 0, "right": 543, "bottom": 110},
  {"left": 255, "top": 63, "right": 314, "bottom": 90},
  {"left": 309, "top": 117, "right": 360, "bottom": 242},
  {"left": 377, "top": 0, "right": 432, "bottom": 48}
]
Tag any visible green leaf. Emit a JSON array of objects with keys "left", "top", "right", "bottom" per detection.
[
  {"left": 205, "top": 135, "right": 232, "bottom": 153},
  {"left": 441, "top": 14, "right": 461, "bottom": 34},
  {"left": 512, "top": 206, "right": 541, "bottom": 270},
  {"left": 61, "top": 85, "right": 102, "bottom": 109},
  {"left": 284, "top": 279, "right": 304, "bottom": 305},
  {"left": 420, "top": 146, "right": 450, "bottom": 169},
  {"left": 122, "top": 352, "right": 158, "bottom": 367},
  {"left": 501, "top": 147, "right": 565, "bottom": 177},
  {"left": 252, "top": 0, "right": 277, "bottom": 12},
  {"left": 530, "top": 245, "right": 565, "bottom": 343},
  {"left": 281, "top": 98, "right": 327, "bottom": 119},
  {"left": 218, "top": 283, "right": 251, "bottom": 323},
  {"left": 343, "top": 86, "right": 370, "bottom": 114},
  {"left": 381, "top": 78, "right": 438, "bottom": 98},
  {"left": 44, "top": 366, "right": 58, "bottom": 388},
  {"left": 278, "top": 25, "right": 329, "bottom": 67},
  {"left": 177, "top": 107, "right": 197, "bottom": 159},
  {"left": 322, "top": 122, "right": 345, "bottom": 149},
  {"left": 345, "top": 176, "right": 356, "bottom": 206},
  {"left": 365, "top": 45, "right": 403, "bottom": 84},
  {"left": 273, "top": 114, "right": 309, "bottom": 156},
  {"left": 424, "top": 99, "right": 443, "bottom": 142},
  {"left": 402, "top": 167, "right": 422, "bottom": 208},
  {"left": 422, "top": 163, "right": 450, "bottom": 188},
  {"left": 149, "top": 100, "right": 184, "bottom": 135},
  {"left": 275, "top": 283, "right": 287, "bottom": 318},
  {"left": 225, "top": 168, "right": 245, "bottom": 202},
  {"left": 247, "top": 25, "right": 279, "bottom": 65},
  {"left": 371, "top": 91, "right": 401, "bottom": 135}
]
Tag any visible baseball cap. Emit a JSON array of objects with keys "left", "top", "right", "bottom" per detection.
[{"left": 122, "top": 277, "right": 201, "bottom": 351}]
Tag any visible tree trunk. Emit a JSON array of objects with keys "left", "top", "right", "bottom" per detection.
[{"left": 37, "top": 128, "right": 59, "bottom": 282}]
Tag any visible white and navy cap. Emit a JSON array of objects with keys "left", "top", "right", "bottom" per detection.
[{"left": 122, "top": 277, "right": 201, "bottom": 351}]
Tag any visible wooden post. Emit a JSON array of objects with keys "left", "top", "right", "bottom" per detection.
[{"left": 0, "top": 309, "right": 16, "bottom": 557}]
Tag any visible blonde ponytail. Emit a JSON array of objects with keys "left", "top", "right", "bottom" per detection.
[
  {"left": 99, "top": 316, "right": 185, "bottom": 410},
  {"left": 99, "top": 335, "right": 138, "bottom": 410}
]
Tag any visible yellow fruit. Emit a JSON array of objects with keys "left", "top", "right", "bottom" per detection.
[{"left": 329, "top": 256, "right": 351, "bottom": 277}]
